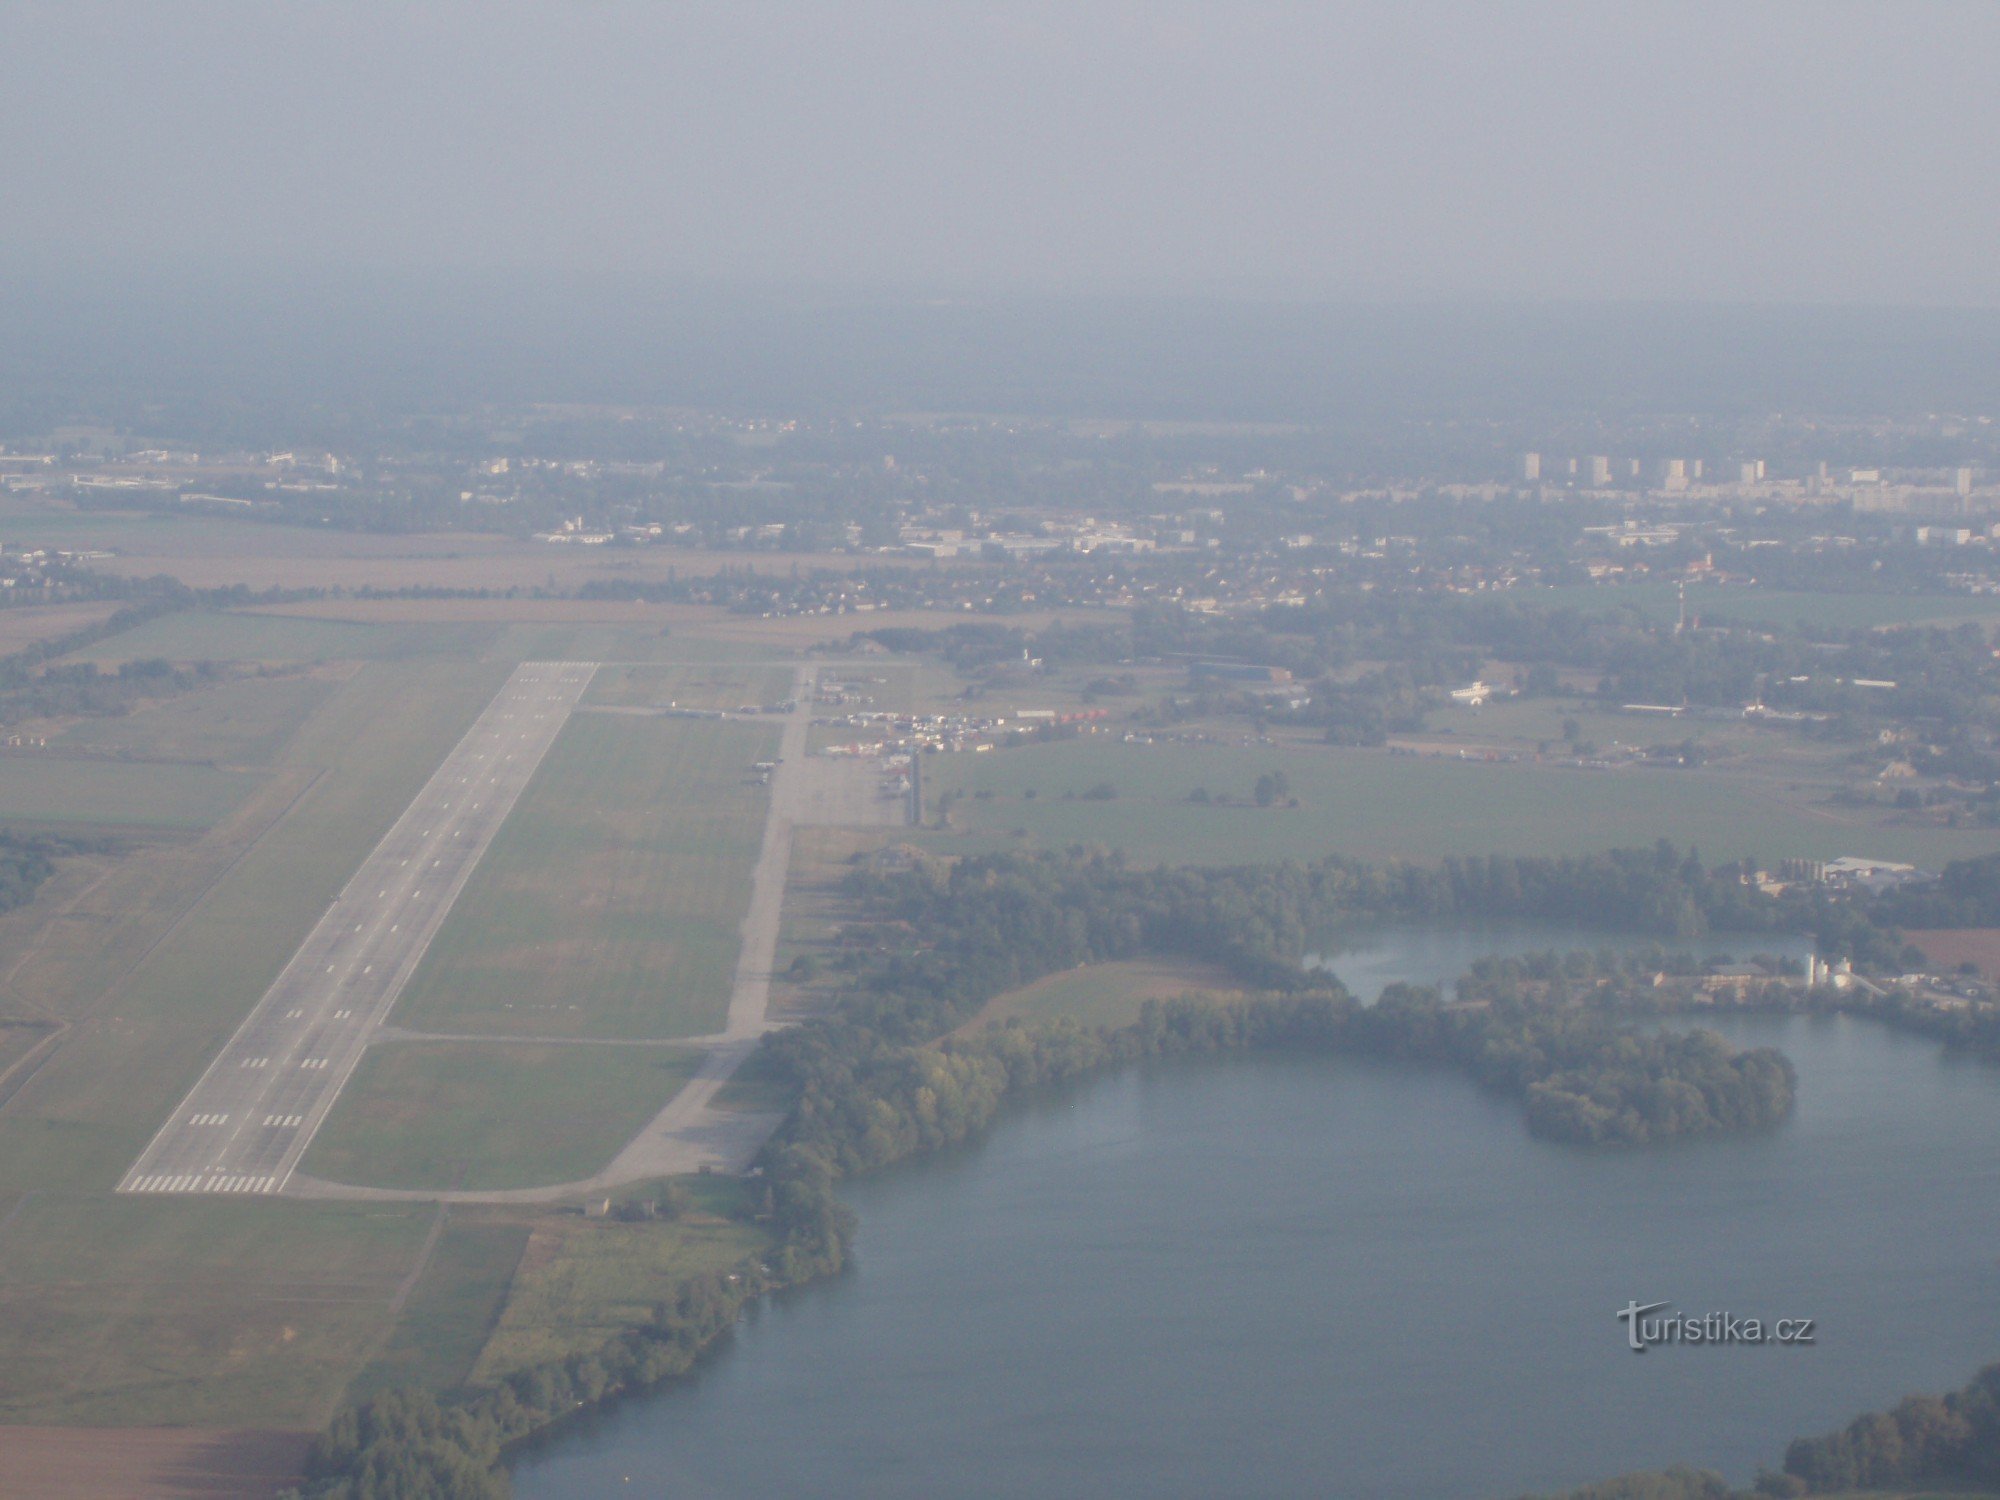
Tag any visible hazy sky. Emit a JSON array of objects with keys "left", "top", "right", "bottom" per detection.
[{"left": 5, "top": 1, "right": 1999, "bottom": 304}]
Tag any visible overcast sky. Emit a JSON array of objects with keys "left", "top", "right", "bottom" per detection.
[{"left": 4, "top": 1, "right": 1998, "bottom": 305}]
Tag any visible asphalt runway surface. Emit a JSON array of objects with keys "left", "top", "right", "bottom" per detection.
[{"left": 117, "top": 661, "right": 596, "bottom": 1196}]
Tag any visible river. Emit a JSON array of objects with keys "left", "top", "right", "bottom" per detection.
[{"left": 514, "top": 927, "right": 2000, "bottom": 1499}]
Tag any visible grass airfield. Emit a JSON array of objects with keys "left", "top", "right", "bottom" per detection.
[
  {"left": 0, "top": 508, "right": 1994, "bottom": 1492},
  {"left": 0, "top": 595, "right": 803, "bottom": 1443}
]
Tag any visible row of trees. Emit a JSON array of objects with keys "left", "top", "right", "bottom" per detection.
[
  {"left": 1531, "top": 1362, "right": 2000, "bottom": 1497},
  {"left": 849, "top": 841, "right": 1917, "bottom": 980},
  {"left": 284, "top": 837, "right": 1980, "bottom": 1498},
  {"left": 286, "top": 1173, "right": 855, "bottom": 1499}
]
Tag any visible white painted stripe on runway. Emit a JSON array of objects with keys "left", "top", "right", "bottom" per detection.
[{"left": 117, "top": 662, "right": 597, "bottom": 1197}]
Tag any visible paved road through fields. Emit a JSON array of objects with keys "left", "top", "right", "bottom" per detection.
[{"left": 117, "top": 661, "right": 596, "bottom": 1196}]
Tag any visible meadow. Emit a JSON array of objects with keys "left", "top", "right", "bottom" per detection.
[
  {"left": 0, "top": 656, "right": 511, "bottom": 1424},
  {"left": 301, "top": 1041, "right": 706, "bottom": 1191},
  {"left": 60, "top": 609, "right": 471, "bottom": 666},
  {"left": 470, "top": 1189, "right": 770, "bottom": 1380},
  {"left": 54, "top": 668, "right": 342, "bottom": 766},
  {"left": 0, "top": 599, "right": 127, "bottom": 652},
  {"left": 394, "top": 712, "right": 776, "bottom": 1040},
  {"left": 347, "top": 1216, "right": 533, "bottom": 1401},
  {"left": 0, "top": 755, "right": 257, "bottom": 829},
  {"left": 0, "top": 589, "right": 888, "bottom": 1443},
  {"left": 960, "top": 958, "right": 1241, "bottom": 1032},
  {"left": 0, "top": 1193, "right": 440, "bottom": 1426},
  {"left": 585, "top": 661, "right": 797, "bottom": 710},
  {"left": 924, "top": 736, "right": 2000, "bottom": 868}
]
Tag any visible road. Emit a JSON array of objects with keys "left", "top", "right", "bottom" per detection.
[{"left": 117, "top": 661, "right": 596, "bottom": 1196}]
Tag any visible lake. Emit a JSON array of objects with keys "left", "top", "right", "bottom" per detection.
[
  {"left": 514, "top": 930, "right": 2000, "bottom": 1499},
  {"left": 1309, "top": 919, "right": 1816, "bottom": 1000}
]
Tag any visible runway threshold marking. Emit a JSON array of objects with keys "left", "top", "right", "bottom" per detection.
[{"left": 115, "top": 661, "right": 597, "bottom": 1197}]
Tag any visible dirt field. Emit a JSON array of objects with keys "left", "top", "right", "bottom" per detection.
[
  {"left": 1903, "top": 929, "right": 2000, "bottom": 976},
  {"left": 0, "top": 1425, "right": 308, "bottom": 1500}
]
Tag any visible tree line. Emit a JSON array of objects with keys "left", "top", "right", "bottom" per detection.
[
  {"left": 286, "top": 836, "right": 1989, "bottom": 1498},
  {"left": 1526, "top": 1361, "right": 2000, "bottom": 1498}
]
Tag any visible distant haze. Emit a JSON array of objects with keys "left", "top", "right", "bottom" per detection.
[{"left": 4, "top": 1, "right": 1999, "bottom": 305}]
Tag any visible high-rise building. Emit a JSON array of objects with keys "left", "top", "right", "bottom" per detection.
[
  {"left": 1957, "top": 467, "right": 1974, "bottom": 497},
  {"left": 1521, "top": 452, "right": 1541, "bottom": 481},
  {"left": 1587, "top": 455, "right": 1611, "bottom": 486}
]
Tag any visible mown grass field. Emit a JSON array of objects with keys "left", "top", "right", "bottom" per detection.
[
  {"left": 60, "top": 609, "right": 439, "bottom": 666},
  {"left": 0, "top": 1194, "right": 439, "bottom": 1426},
  {"left": 488, "top": 619, "right": 791, "bottom": 665},
  {"left": 54, "top": 668, "right": 343, "bottom": 766},
  {"left": 472, "top": 1192, "right": 771, "bottom": 1381},
  {"left": 962, "top": 958, "right": 1242, "bottom": 1032},
  {"left": 0, "top": 599, "right": 127, "bottom": 651},
  {"left": 0, "top": 615, "right": 791, "bottom": 1435},
  {"left": 302, "top": 1041, "right": 705, "bottom": 1191},
  {"left": 0, "top": 754, "right": 260, "bottom": 829},
  {"left": 1529, "top": 582, "right": 2000, "bottom": 633},
  {"left": 924, "top": 738, "right": 2000, "bottom": 868},
  {"left": 0, "top": 657, "right": 510, "bottom": 1425},
  {"left": 585, "top": 661, "right": 797, "bottom": 710},
  {"left": 348, "top": 1216, "right": 532, "bottom": 1402},
  {"left": 395, "top": 712, "right": 776, "bottom": 1040}
]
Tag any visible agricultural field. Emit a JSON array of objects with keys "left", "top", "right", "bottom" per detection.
[
  {"left": 393, "top": 712, "right": 776, "bottom": 1040},
  {"left": 922, "top": 737, "right": 2000, "bottom": 869},
  {"left": 301, "top": 1041, "right": 705, "bottom": 1191}
]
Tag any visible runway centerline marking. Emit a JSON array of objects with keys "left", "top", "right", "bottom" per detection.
[{"left": 116, "top": 661, "right": 597, "bottom": 1197}]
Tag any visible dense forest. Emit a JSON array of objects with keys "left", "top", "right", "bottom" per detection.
[
  {"left": 844, "top": 842, "right": 1913, "bottom": 981},
  {"left": 759, "top": 846, "right": 1805, "bottom": 1203}
]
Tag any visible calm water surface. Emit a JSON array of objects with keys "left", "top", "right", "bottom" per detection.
[
  {"left": 515, "top": 929, "right": 2000, "bottom": 1500},
  {"left": 1311, "top": 919, "right": 1815, "bottom": 999}
]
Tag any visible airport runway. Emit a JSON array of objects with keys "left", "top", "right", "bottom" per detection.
[{"left": 117, "top": 661, "right": 596, "bottom": 1196}]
